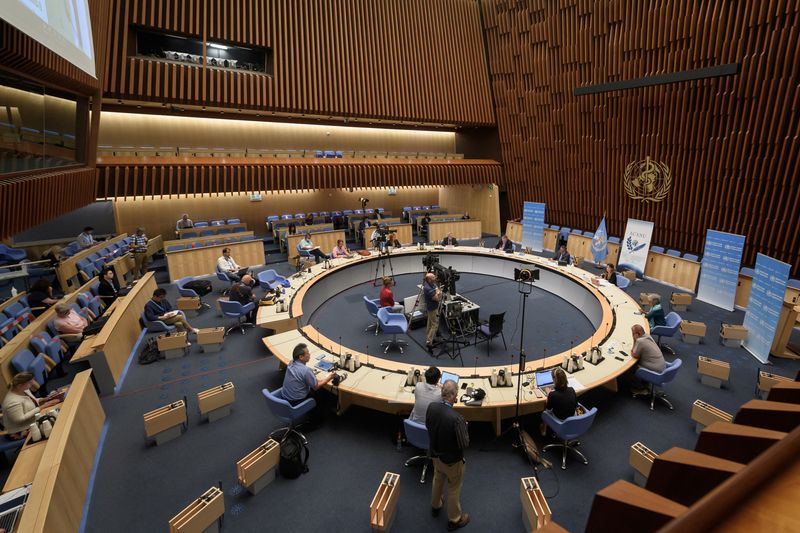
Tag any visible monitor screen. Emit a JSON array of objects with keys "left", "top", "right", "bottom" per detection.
[
  {"left": 1, "top": 0, "right": 96, "bottom": 77},
  {"left": 440, "top": 371, "right": 460, "bottom": 385},
  {"left": 535, "top": 371, "right": 554, "bottom": 388}
]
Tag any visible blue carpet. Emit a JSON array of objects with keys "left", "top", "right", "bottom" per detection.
[{"left": 75, "top": 251, "right": 800, "bottom": 533}]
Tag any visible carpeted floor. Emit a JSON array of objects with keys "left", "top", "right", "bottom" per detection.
[{"left": 18, "top": 238, "right": 799, "bottom": 533}]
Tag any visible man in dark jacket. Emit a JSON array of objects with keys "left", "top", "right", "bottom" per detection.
[{"left": 426, "top": 380, "right": 470, "bottom": 531}]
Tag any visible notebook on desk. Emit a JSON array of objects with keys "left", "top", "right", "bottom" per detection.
[{"left": 316, "top": 360, "right": 334, "bottom": 372}]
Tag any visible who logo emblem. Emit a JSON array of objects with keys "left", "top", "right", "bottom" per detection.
[{"left": 624, "top": 157, "right": 672, "bottom": 203}]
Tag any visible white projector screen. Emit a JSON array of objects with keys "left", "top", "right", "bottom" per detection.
[{"left": 1, "top": 0, "right": 96, "bottom": 78}]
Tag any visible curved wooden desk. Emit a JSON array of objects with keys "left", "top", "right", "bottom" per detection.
[{"left": 261, "top": 247, "right": 647, "bottom": 434}]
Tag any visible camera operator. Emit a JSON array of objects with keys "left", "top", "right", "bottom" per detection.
[
  {"left": 423, "top": 272, "right": 442, "bottom": 353},
  {"left": 386, "top": 232, "right": 402, "bottom": 249}
]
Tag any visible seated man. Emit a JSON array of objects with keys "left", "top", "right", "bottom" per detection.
[
  {"left": 646, "top": 294, "right": 666, "bottom": 328},
  {"left": 461, "top": 212, "right": 471, "bottom": 220},
  {"left": 281, "top": 342, "right": 336, "bottom": 423},
  {"left": 53, "top": 303, "right": 88, "bottom": 336},
  {"left": 380, "top": 276, "right": 405, "bottom": 314},
  {"left": 228, "top": 275, "right": 257, "bottom": 322},
  {"left": 217, "top": 247, "right": 249, "bottom": 281},
  {"left": 176, "top": 213, "right": 194, "bottom": 230},
  {"left": 77, "top": 226, "right": 96, "bottom": 249},
  {"left": 628, "top": 324, "right": 667, "bottom": 394},
  {"left": 553, "top": 245, "right": 571, "bottom": 264},
  {"left": 331, "top": 239, "right": 353, "bottom": 259},
  {"left": 409, "top": 366, "right": 441, "bottom": 424},
  {"left": 495, "top": 234, "right": 513, "bottom": 252},
  {"left": 297, "top": 232, "right": 328, "bottom": 263},
  {"left": 603, "top": 263, "right": 618, "bottom": 285},
  {"left": 144, "top": 288, "right": 198, "bottom": 333},
  {"left": 442, "top": 232, "right": 458, "bottom": 247}
]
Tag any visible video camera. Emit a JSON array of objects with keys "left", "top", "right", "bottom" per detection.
[
  {"left": 514, "top": 267, "right": 540, "bottom": 282},
  {"left": 422, "top": 252, "right": 440, "bottom": 271},
  {"left": 374, "top": 223, "right": 390, "bottom": 243},
  {"left": 433, "top": 263, "right": 460, "bottom": 296}
]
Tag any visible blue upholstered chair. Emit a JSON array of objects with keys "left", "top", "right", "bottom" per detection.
[
  {"left": 608, "top": 236, "right": 620, "bottom": 244},
  {"left": 181, "top": 231, "right": 198, "bottom": 239},
  {"left": 542, "top": 404, "right": 598, "bottom": 470},
  {"left": 216, "top": 228, "right": 232, "bottom": 235},
  {"left": 363, "top": 296, "right": 381, "bottom": 335},
  {"left": 194, "top": 221, "right": 209, "bottom": 227},
  {"left": 140, "top": 311, "right": 176, "bottom": 333},
  {"left": 788, "top": 279, "right": 800, "bottom": 290},
  {"left": 474, "top": 312, "right": 506, "bottom": 356},
  {"left": 615, "top": 276, "right": 631, "bottom": 290},
  {"left": 263, "top": 387, "right": 316, "bottom": 442},
  {"left": 0, "top": 244, "right": 26, "bottom": 263},
  {"left": 199, "top": 230, "right": 214, "bottom": 237},
  {"left": 683, "top": 253, "right": 699, "bottom": 262},
  {"left": 11, "top": 349, "right": 48, "bottom": 390},
  {"left": 227, "top": 218, "right": 240, "bottom": 224},
  {"left": 633, "top": 358, "right": 683, "bottom": 410},
  {"left": 3, "top": 302, "right": 32, "bottom": 329},
  {"left": 650, "top": 246, "right": 665, "bottom": 254},
  {"left": 176, "top": 276, "right": 211, "bottom": 309},
  {"left": 377, "top": 307, "right": 408, "bottom": 354},
  {"left": 651, "top": 312, "right": 682, "bottom": 354},
  {"left": 0, "top": 317, "right": 17, "bottom": 345},
  {"left": 257, "top": 269, "right": 291, "bottom": 291},
  {"left": 30, "top": 331, "right": 65, "bottom": 366},
  {"left": 219, "top": 299, "right": 255, "bottom": 336},
  {"left": 167, "top": 245, "right": 185, "bottom": 252},
  {"left": 215, "top": 267, "right": 235, "bottom": 295},
  {"left": 404, "top": 418, "right": 431, "bottom": 483},
  {"left": 740, "top": 267, "right": 755, "bottom": 277},
  {"left": 211, "top": 219, "right": 225, "bottom": 226}
]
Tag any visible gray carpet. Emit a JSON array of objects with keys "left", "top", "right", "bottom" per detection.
[{"left": 48, "top": 246, "right": 800, "bottom": 532}]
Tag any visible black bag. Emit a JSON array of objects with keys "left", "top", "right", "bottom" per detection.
[
  {"left": 138, "top": 337, "right": 163, "bottom": 365},
  {"left": 82, "top": 316, "right": 110, "bottom": 336},
  {"left": 279, "top": 432, "right": 309, "bottom": 479},
  {"left": 184, "top": 280, "right": 213, "bottom": 296}
]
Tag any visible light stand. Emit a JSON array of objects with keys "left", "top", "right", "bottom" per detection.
[{"left": 506, "top": 276, "right": 534, "bottom": 450}]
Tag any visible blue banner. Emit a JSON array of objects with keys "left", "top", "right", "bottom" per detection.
[
  {"left": 591, "top": 217, "right": 608, "bottom": 263},
  {"left": 743, "top": 253, "right": 791, "bottom": 364},
  {"left": 696, "top": 230, "right": 746, "bottom": 311},
  {"left": 522, "top": 202, "right": 545, "bottom": 252}
]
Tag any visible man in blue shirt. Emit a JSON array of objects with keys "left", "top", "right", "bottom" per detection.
[
  {"left": 143, "top": 288, "right": 197, "bottom": 334},
  {"left": 423, "top": 273, "right": 441, "bottom": 353},
  {"left": 282, "top": 343, "right": 336, "bottom": 425},
  {"left": 77, "top": 226, "right": 96, "bottom": 249},
  {"left": 297, "top": 232, "right": 328, "bottom": 264}
]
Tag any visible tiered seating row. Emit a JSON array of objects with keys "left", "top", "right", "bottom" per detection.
[{"left": 98, "top": 146, "right": 464, "bottom": 159}]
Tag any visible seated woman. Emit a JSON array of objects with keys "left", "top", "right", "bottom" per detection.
[
  {"left": 646, "top": 294, "right": 666, "bottom": 328},
  {"left": 331, "top": 239, "right": 353, "bottom": 259},
  {"left": 1, "top": 372, "right": 61, "bottom": 439},
  {"left": 386, "top": 233, "right": 402, "bottom": 249},
  {"left": 540, "top": 367, "right": 578, "bottom": 435},
  {"left": 297, "top": 232, "right": 328, "bottom": 263},
  {"left": 27, "top": 279, "right": 59, "bottom": 317},
  {"left": 379, "top": 276, "right": 405, "bottom": 314},
  {"left": 97, "top": 267, "right": 121, "bottom": 307},
  {"left": 495, "top": 234, "right": 513, "bottom": 252},
  {"left": 603, "top": 263, "right": 618, "bottom": 286}
]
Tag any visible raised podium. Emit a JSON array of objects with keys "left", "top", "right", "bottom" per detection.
[
  {"left": 144, "top": 400, "right": 187, "bottom": 445},
  {"left": 370, "top": 472, "right": 400, "bottom": 532},
  {"left": 168, "top": 486, "right": 224, "bottom": 533},
  {"left": 236, "top": 439, "right": 280, "bottom": 495},
  {"left": 197, "top": 382, "right": 235, "bottom": 422},
  {"left": 520, "top": 476, "right": 552, "bottom": 531}
]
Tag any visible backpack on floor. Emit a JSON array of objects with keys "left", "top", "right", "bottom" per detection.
[
  {"left": 184, "top": 279, "right": 213, "bottom": 297},
  {"left": 138, "top": 337, "right": 163, "bottom": 365},
  {"left": 279, "top": 431, "right": 309, "bottom": 479}
]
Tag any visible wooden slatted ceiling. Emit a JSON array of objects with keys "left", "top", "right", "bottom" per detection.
[
  {"left": 481, "top": 0, "right": 800, "bottom": 276},
  {"left": 105, "top": 0, "right": 494, "bottom": 126},
  {"left": 0, "top": 167, "right": 97, "bottom": 239},
  {"left": 95, "top": 160, "right": 501, "bottom": 198}
]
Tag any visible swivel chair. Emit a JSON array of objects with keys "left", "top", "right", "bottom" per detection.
[
  {"left": 403, "top": 418, "right": 431, "bottom": 483},
  {"left": 262, "top": 387, "right": 315, "bottom": 443},
  {"left": 474, "top": 312, "right": 507, "bottom": 356},
  {"left": 363, "top": 296, "right": 381, "bottom": 335},
  {"left": 215, "top": 266, "right": 234, "bottom": 295},
  {"left": 257, "top": 269, "right": 291, "bottom": 291},
  {"left": 542, "top": 404, "right": 598, "bottom": 469},
  {"left": 633, "top": 358, "right": 682, "bottom": 411},
  {"left": 176, "top": 276, "right": 211, "bottom": 309},
  {"left": 140, "top": 311, "right": 177, "bottom": 334},
  {"left": 219, "top": 299, "right": 255, "bottom": 336},
  {"left": 377, "top": 307, "right": 408, "bottom": 354},
  {"left": 651, "top": 312, "right": 682, "bottom": 354},
  {"left": 615, "top": 276, "right": 631, "bottom": 290}
]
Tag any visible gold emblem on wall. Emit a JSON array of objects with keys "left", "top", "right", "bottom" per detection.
[{"left": 623, "top": 156, "right": 672, "bottom": 203}]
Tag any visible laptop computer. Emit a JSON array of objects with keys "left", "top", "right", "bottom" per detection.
[{"left": 440, "top": 371, "right": 460, "bottom": 385}]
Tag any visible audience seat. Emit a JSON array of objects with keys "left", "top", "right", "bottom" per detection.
[
  {"left": 176, "top": 276, "right": 211, "bottom": 309},
  {"left": 194, "top": 221, "right": 209, "bottom": 227},
  {"left": 651, "top": 312, "right": 682, "bottom": 355},
  {"left": 363, "top": 296, "right": 381, "bottom": 335},
  {"left": 140, "top": 311, "right": 176, "bottom": 333},
  {"left": 262, "top": 387, "right": 315, "bottom": 442},
  {"left": 11, "top": 349, "right": 48, "bottom": 390},
  {"left": 683, "top": 254, "right": 699, "bottom": 262},
  {"left": 0, "top": 317, "right": 17, "bottom": 345},
  {"left": 666, "top": 249, "right": 681, "bottom": 257},
  {"left": 3, "top": 302, "right": 33, "bottom": 329},
  {"left": 257, "top": 270, "right": 291, "bottom": 291},
  {"left": 651, "top": 246, "right": 665, "bottom": 254},
  {"left": 377, "top": 307, "right": 408, "bottom": 354},
  {"left": 219, "top": 300, "right": 255, "bottom": 336}
]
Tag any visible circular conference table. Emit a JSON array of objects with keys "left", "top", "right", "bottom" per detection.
[{"left": 259, "top": 246, "right": 648, "bottom": 435}]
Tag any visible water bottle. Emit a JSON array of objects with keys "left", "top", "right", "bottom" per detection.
[
  {"left": 11, "top": 286, "right": 18, "bottom": 297},
  {"left": 30, "top": 422, "right": 41, "bottom": 442},
  {"left": 41, "top": 419, "right": 53, "bottom": 439}
]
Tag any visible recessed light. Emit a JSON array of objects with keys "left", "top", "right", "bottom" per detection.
[{"left": 209, "top": 43, "right": 229, "bottom": 50}]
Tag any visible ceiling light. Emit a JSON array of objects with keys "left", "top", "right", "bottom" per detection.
[{"left": 209, "top": 43, "right": 228, "bottom": 50}]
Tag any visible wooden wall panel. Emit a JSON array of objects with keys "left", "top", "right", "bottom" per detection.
[
  {"left": 481, "top": 0, "right": 800, "bottom": 276},
  {"left": 105, "top": 0, "right": 494, "bottom": 126},
  {"left": 0, "top": 167, "right": 98, "bottom": 239}
]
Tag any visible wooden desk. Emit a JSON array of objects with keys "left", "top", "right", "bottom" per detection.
[
  {"left": 56, "top": 234, "right": 129, "bottom": 291},
  {"left": 107, "top": 253, "right": 135, "bottom": 286},
  {"left": 71, "top": 273, "right": 157, "bottom": 395},
  {"left": 279, "top": 223, "right": 333, "bottom": 251},
  {"left": 505, "top": 221, "right": 522, "bottom": 243},
  {"left": 166, "top": 239, "right": 264, "bottom": 281},
  {"left": 505, "top": 223, "right": 561, "bottom": 254},
  {"left": 428, "top": 219, "right": 481, "bottom": 242},
  {"left": 735, "top": 270, "right": 800, "bottom": 313},
  {"left": 164, "top": 231, "right": 255, "bottom": 250},
  {"left": 262, "top": 247, "right": 646, "bottom": 435},
  {"left": 771, "top": 297, "right": 800, "bottom": 360},
  {"left": 176, "top": 223, "right": 246, "bottom": 239},
  {"left": 416, "top": 213, "right": 462, "bottom": 233},
  {"left": 644, "top": 251, "right": 701, "bottom": 292},
  {"left": 362, "top": 224, "right": 413, "bottom": 249},
  {"left": 15, "top": 370, "right": 105, "bottom": 533},
  {"left": 3, "top": 439, "right": 47, "bottom": 491},
  {"left": 287, "top": 230, "right": 346, "bottom": 262}
]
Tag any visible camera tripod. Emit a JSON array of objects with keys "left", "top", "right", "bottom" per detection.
[{"left": 372, "top": 247, "right": 395, "bottom": 286}]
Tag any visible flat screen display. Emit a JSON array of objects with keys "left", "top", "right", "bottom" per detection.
[
  {"left": 2, "top": 0, "right": 96, "bottom": 77},
  {"left": 440, "top": 371, "right": 460, "bottom": 385}
]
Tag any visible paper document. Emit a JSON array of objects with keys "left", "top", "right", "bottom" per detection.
[{"left": 567, "top": 377, "right": 585, "bottom": 392}]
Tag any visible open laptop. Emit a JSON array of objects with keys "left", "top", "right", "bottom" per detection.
[{"left": 440, "top": 371, "right": 460, "bottom": 385}]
